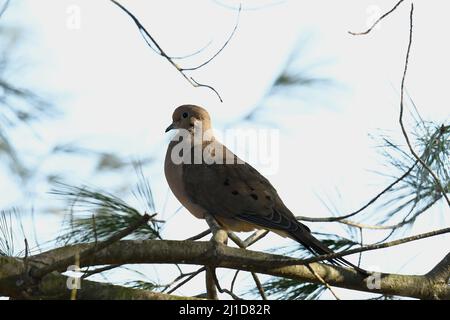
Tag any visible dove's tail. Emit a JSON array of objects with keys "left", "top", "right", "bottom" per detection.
[{"left": 290, "top": 226, "right": 369, "bottom": 276}]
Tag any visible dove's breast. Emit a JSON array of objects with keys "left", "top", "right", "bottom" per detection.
[{"left": 165, "top": 140, "right": 207, "bottom": 219}]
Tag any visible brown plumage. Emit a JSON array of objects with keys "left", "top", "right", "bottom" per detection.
[{"left": 165, "top": 104, "right": 367, "bottom": 274}]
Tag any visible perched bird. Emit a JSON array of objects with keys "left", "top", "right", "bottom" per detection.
[{"left": 165, "top": 104, "right": 367, "bottom": 274}]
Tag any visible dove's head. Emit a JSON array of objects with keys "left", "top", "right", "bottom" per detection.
[{"left": 165, "top": 105, "right": 212, "bottom": 133}]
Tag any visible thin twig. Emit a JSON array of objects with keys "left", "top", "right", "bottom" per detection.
[
  {"left": 290, "top": 227, "right": 450, "bottom": 267},
  {"left": 181, "top": 4, "right": 241, "bottom": 71},
  {"left": 81, "top": 214, "right": 98, "bottom": 279},
  {"left": 250, "top": 272, "right": 268, "bottom": 300},
  {"left": 211, "top": 268, "right": 243, "bottom": 300},
  {"left": 170, "top": 40, "right": 213, "bottom": 60},
  {"left": 227, "top": 232, "right": 268, "bottom": 300},
  {"left": 306, "top": 264, "right": 340, "bottom": 300},
  {"left": 230, "top": 270, "right": 240, "bottom": 293},
  {"left": 397, "top": 3, "right": 450, "bottom": 207},
  {"left": 349, "top": 0, "right": 405, "bottom": 35},
  {"left": 357, "top": 228, "right": 363, "bottom": 268},
  {"left": 296, "top": 160, "right": 418, "bottom": 223},
  {"left": 185, "top": 229, "right": 211, "bottom": 241},
  {"left": 23, "top": 238, "right": 29, "bottom": 281},
  {"left": 243, "top": 230, "right": 269, "bottom": 247},
  {"left": 166, "top": 266, "right": 206, "bottom": 294},
  {"left": 81, "top": 264, "right": 122, "bottom": 279},
  {"left": 190, "top": 77, "right": 223, "bottom": 102},
  {"left": 109, "top": 0, "right": 239, "bottom": 102}
]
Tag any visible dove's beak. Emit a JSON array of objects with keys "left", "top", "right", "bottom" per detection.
[{"left": 165, "top": 123, "right": 176, "bottom": 133}]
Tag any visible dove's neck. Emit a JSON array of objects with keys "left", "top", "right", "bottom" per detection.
[
  {"left": 190, "top": 120, "right": 215, "bottom": 147},
  {"left": 171, "top": 122, "right": 215, "bottom": 149}
]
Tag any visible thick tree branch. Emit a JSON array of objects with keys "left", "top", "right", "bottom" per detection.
[
  {"left": 21, "top": 237, "right": 450, "bottom": 299},
  {"left": 30, "top": 213, "right": 151, "bottom": 279},
  {"left": 0, "top": 256, "right": 200, "bottom": 300},
  {"left": 427, "top": 253, "right": 450, "bottom": 284}
]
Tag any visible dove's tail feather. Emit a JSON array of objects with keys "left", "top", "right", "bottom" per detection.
[{"left": 290, "top": 228, "right": 369, "bottom": 276}]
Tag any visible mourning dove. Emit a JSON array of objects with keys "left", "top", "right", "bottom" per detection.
[{"left": 165, "top": 104, "right": 366, "bottom": 274}]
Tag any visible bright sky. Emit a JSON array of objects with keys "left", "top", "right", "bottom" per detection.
[{"left": 1, "top": 0, "right": 449, "bottom": 299}]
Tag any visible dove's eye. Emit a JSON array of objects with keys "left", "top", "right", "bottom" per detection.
[{"left": 182, "top": 112, "right": 188, "bottom": 118}]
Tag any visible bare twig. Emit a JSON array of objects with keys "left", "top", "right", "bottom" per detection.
[
  {"left": 23, "top": 238, "right": 29, "bottom": 264},
  {"left": 243, "top": 230, "right": 269, "bottom": 247},
  {"left": 205, "top": 266, "right": 219, "bottom": 300},
  {"left": 230, "top": 270, "right": 240, "bottom": 293},
  {"left": 189, "top": 77, "right": 223, "bottom": 102},
  {"left": 349, "top": 0, "right": 405, "bottom": 35},
  {"left": 211, "top": 268, "right": 243, "bottom": 300},
  {"left": 296, "top": 160, "right": 418, "bottom": 223},
  {"left": 109, "top": 0, "right": 240, "bottom": 102},
  {"left": 81, "top": 264, "right": 122, "bottom": 279},
  {"left": 166, "top": 266, "right": 206, "bottom": 294},
  {"left": 306, "top": 264, "right": 340, "bottom": 300},
  {"left": 397, "top": 4, "right": 450, "bottom": 207},
  {"left": 250, "top": 272, "right": 268, "bottom": 300},
  {"left": 357, "top": 228, "right": 363, "bottom": 268},
  {"left": 227, "top": 232, "right": 268, "bottom": 300},
  {"left": 181, "top": 4, "right": 241, "bottom": 71},
  {"left": 170, "top": 40, "right": 213, "bottom": 60},
  {"left": 296, "top": 227, "right": 450, "bottom": 266},
  {"left": 185, "top": 229, "right": 211, "bottom": 241}
]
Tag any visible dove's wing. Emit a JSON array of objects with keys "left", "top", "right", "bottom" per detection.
[
  {"left": 182, "top": 142, "right": 368, "bottom": 275},
  {"left": 182, "top": 143, "right": 306, "bottom": 234}
]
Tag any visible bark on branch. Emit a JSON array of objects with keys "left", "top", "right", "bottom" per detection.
[
  {"left": 0, "top": 255, "right": 200, "bottom": 300},
  {"left": 7, "top": 239, "right": 446, "bottom": 300}
]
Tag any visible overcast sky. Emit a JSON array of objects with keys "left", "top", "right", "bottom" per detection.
[{"left": 2, "top": 0, "right": 449, "bottom": 299}]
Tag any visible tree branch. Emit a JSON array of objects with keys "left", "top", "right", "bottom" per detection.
[
  {"left": 23, "top": 234, "right": 450, "bottom": 299},
  {"left": 109, "top": 0, "right": 240, "bottom": 102},
  {"left": 349, "top": 0, "right": 405, "bottom": 36},
  {"left": 30, "top": 213, "right": 151, "bottom": 279},
  {"left": 427, "top": 253, "right": 450, "bottom": 284},
  {"left": 0, "top": 256, "right": 201, "bottom": 300},
  {"left": 397, "top": 3, "right": 450, "bottom": 207},
  {"left": 296, "top": 160, "right": 418, "bottom": 223}
]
